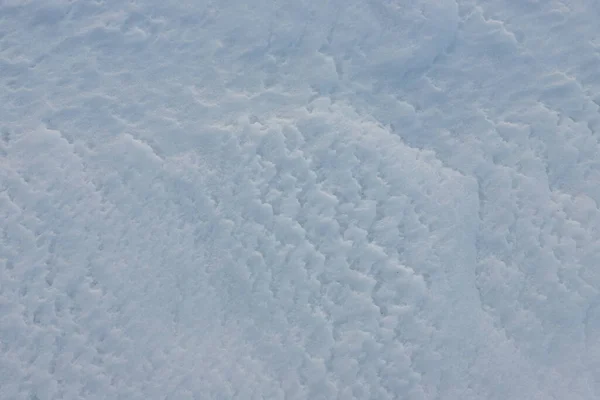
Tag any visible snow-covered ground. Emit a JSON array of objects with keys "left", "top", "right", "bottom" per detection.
[{"left": 1, "top": 0, "right": 600, "bottom": 398}]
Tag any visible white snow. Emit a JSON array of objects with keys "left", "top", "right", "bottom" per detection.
[{"left": 1, "top": 0, "right": 600, "bottom": 399}]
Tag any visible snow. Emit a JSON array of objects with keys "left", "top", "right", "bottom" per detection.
[{"left": 1, "top": 0, "right": 599, "bottom": 399}]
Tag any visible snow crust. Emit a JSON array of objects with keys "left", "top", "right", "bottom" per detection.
[{"left": 1, "top": 0, "right": 600, "bottom": 398}]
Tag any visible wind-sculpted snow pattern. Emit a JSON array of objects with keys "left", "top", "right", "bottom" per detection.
[{"left": 1, "top": 0, "right": 600, "bottom": 399}]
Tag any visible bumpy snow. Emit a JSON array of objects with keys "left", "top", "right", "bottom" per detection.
[{"left": 1, "top": 1, "right": 600, "bottom": 399}]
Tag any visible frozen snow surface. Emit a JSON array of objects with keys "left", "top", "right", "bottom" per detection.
[{"left": 2, "top": 0, "right": 600, "bottom": 399}]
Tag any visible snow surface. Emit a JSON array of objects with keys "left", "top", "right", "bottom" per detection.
[{"left": 1, "top": 0, "right": 600, "bottom": 399}]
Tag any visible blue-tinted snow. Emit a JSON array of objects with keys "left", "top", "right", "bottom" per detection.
[{"left": 1, "top": 0, "right": 599, "bottom": 399}]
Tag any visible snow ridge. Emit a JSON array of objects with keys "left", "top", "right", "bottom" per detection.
[{"left": 1, "top": 0, "right": 599, "bottom": 399}]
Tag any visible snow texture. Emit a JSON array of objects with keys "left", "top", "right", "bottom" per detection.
[{"left": 1, "top": 0, "right": 600, "bottom": 399}]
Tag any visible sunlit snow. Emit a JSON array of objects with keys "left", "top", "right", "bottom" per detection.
[{"left": 1, "top": 0, "right": 600, "bottom": 399}]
